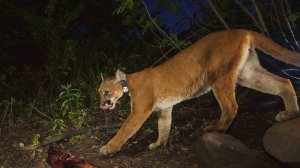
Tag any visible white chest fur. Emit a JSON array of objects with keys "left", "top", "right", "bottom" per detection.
[
  {"left": 155, "top": 97, "right": 184, "bottom": 110},
  {"left": 154, "top": 86, "right": 212, "bottom": 110}
]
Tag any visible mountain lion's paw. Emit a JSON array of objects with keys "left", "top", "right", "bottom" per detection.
[
  {"left": 149, "top": 142, "right": 159, "bottom": 150},
  {"left": 275, "top": 111, "right": 298, "bottom": 122},
  {"left": 99, "top": 143, "right": 120, "bottom": 156}
]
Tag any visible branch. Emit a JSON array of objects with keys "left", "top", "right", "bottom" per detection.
[
  {"left": 141, "top": 0, "right": 182, "bottom": 50},
  {"left": 271, "top": 0, "right": 296, "bottom": 51},
  {"left": 25, "top": 123, "right": 122, "bottom": 150},
  {"left": 279, "top": 1, "right": 299, "bottom": 49},
  {"left": 29, "top": 104, "right": 53, "bottom": 121},
  {"left": 283, "top": 0, "right": 296, "bottom": 28},
  {"left": 182, "top": 0, "right": 211, "bottom": 33},
  {"left": 234, "top": 0, "right": 264, "bottom": 34},
  {"left": 251, "top": 0, "right": 271, "bottom": 37},
  {"left": 207, "top": 0, "right": 230, "bottom": 30}
]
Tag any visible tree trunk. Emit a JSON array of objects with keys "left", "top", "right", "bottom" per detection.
[
  {"left": 251, "top": 0, "right": 271, "bottom": 37},
  {"left": 207, "top": 0, "right": 230, "bottom": 30},
  {"left": 234, "top": 0, "right": 264, "bottom": 34}
]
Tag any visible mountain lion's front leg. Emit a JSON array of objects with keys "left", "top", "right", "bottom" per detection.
[
  {"left": 149, "top": 107, "right": 173, "bottom": 150},
  {"left": 100, "top": 102, "right": 154, "bottom": 155}
]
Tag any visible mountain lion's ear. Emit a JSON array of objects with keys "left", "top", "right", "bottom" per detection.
[
  {"left": 100, "top": 73, "right": 104, "bottom": 81},
  {"left": 115, "top": 69, "right": 126, "bottom": 82}
]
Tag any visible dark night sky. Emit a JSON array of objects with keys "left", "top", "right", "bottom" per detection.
[{"left": 145, "top": 0, "right": 199, "bottom": 34}]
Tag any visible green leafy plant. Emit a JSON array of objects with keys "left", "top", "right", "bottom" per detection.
[
  {"left": 113, "top": 0, "right": 134, "bottom": 14},
  {"left": 57, "top": 84, "right": 87, "bottom": 129},
  {"left": 31, "top": 134, "right": 43, "bottom": 158},
  {"left": 288, "top": 12, "right": 300, "bottom": 22},
  {"left": 69, "top": 134, "right": 86, "bottom": 144},
  {"left": 46, "top": 119, "right": 66, "bottom": 141},
  {"left": 51, "top": 119, "right": 66, "bottom": 134},
  {"left": 32, "top": 133, "right": 40, "bottom": 145}
]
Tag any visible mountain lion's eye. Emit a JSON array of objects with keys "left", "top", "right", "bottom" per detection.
[{"left": 103, "top": 90, "right": 110, "bottom": 97}]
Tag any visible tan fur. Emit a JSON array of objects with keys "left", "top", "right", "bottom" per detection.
[{"left": 98, "top": 29, "right": 300, "bottom": 155}]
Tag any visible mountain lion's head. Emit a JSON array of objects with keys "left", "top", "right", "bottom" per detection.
[{"left": 98, "top": 70, "right": 126, "bottom": 110}]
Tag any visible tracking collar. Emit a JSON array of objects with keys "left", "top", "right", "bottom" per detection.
[{"left": 120, "top": 80, "right": 129, "bottom": 93}]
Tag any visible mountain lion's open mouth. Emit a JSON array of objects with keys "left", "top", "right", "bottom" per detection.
[{"left": 100, "top": 100, "right": 116, "bottom": 110}]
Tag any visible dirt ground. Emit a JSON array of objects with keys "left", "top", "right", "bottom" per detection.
[{"left": 0, "top": 89, "right": 286, "bottom": 168}]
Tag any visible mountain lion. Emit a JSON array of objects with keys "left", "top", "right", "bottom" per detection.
[{"left": 98, "top": 29, "right": 299, "bottom": 155}]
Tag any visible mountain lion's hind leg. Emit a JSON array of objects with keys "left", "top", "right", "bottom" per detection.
[
  {"left": 238, "top": 59, "right": 299, "bottom": 122},
  {"left": 149, "top": 107, "right": 172, "bottom": 150},
  {"left": 204, "top": 74, "right": 238, "bottom": 132}
]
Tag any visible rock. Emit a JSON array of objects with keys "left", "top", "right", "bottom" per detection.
[
  {"left": 263, "top": 117, "right": 300, "bottom": 167},
  {"left": 196, "top": 132, "right": 266, "bottom": 168}
]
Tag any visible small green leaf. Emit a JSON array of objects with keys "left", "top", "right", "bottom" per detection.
[
  {"left": 168, "top": 3, "right": 179, "bottom": 13},
  {"left": 69, "top": 135, "right": 86, "bottom": 144},
  {"left": 32, "top": 134, "right": 40, "bottom": 145}
]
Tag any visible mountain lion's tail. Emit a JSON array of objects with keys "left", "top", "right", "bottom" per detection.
[{"left": 250, "top": 31, "right": 300, "bottom": 67}]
